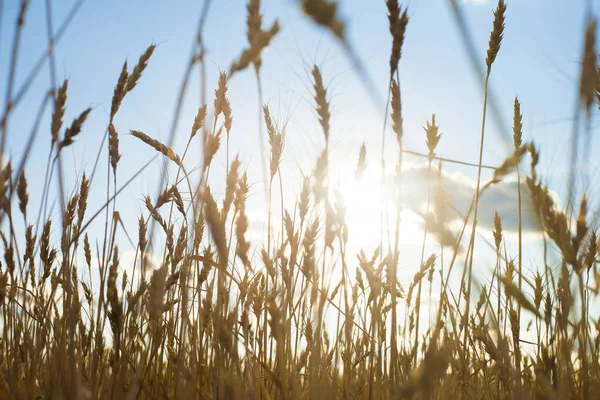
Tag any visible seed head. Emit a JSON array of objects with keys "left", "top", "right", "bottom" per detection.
[{"left": 486, "top": 0, "right": 507, "bottom": 71}]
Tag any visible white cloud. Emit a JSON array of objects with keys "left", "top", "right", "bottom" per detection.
[{"left": 393, "top": 164, "right": 543, "bottom": 234}]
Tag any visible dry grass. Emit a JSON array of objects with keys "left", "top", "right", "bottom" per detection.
[{"left": 0, "top": 0, "right": 600, "bottom": 399}]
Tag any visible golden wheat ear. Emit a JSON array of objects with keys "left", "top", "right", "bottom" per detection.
[{"left": 130, "top": 130, "right": 184, "bottom": 168}]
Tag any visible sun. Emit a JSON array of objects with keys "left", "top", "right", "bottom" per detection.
[
  {"left": 336, "top": 165, "right": 389, "bottom": 252},
  {"left": 335, "top": 163, "right": 426, "bottom": 259}
]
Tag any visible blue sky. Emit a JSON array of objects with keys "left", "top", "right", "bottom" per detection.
[{"left": 0, "top": 0, "right": 597, "bottom": 290}]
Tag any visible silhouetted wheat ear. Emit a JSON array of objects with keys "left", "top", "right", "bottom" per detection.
[
  {"left": 391, "top": 78, "right": 403, "bottom": 146},
  {"left": 302, "top": 0, "right": 345, "bottom": 41},
  {"left": 312, "top": 65, "right": 330, "bottom": 142},
  {"left": 512, "top": 97, "right": 523, "bottom": 149},
  {"left": 486, "top": 0, "right": 506, "bottom": 71},
  {"left": 580, "top": 18, "right": 597, "bottom": 114}
]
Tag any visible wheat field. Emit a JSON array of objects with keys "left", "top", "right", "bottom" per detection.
[{"left": 0, "top": 0, "right": 599, "bottom": 399}]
